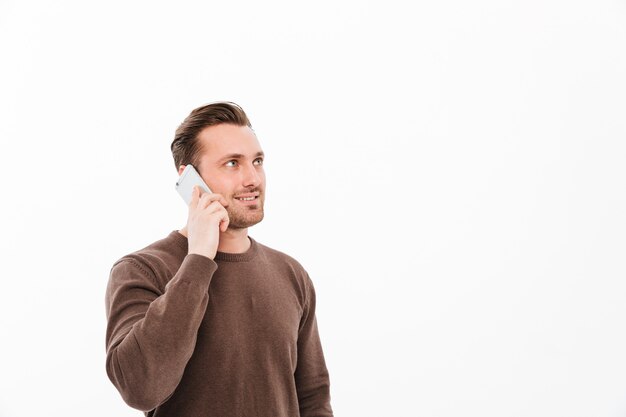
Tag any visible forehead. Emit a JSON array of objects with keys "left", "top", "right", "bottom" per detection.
[{"left": 197, "top": 124, "right": 262, "bottom": 159}]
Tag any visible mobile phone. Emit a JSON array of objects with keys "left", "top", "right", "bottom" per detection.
[{"left": 175, "top": 165, "right": 212, "bottom": 205}]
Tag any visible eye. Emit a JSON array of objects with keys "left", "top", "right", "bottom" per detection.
[
  {"left": 225, "top": 160, "right": 238, "bottom": 167},
  {"left": 254, "top": 158, "right": 264, "bottom": 166}
]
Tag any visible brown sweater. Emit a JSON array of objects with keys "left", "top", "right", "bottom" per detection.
[{"left": 105, "top": 230, "right": 333, "bottom": 417}]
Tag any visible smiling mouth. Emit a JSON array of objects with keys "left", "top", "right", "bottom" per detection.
[{"left": 235, "top": 196, "right": 258, "bottom": 201}]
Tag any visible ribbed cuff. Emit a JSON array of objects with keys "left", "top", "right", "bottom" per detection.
[{"left": 165, "top": 253, "right": 219, "bottom": 291}]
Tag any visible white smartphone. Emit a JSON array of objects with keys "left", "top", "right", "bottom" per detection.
[{"left": 175, "top": 165, "right": 212, "bottom": 205}]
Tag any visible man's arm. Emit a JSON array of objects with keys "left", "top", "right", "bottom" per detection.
[
  {"left": 105, "top": 253, "right": 217, "bottom": 412},
  {"left": 294, "top": 274, "right": 334, "bottom": 417},
  {"left": 105, "top": 186, "right": 229, "bottom": 411}
]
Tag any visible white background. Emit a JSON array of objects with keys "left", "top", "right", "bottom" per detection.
[{"left": 1, "top": 1, "right": 625, "bottom": 416}]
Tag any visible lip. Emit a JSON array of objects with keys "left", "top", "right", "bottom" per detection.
[
  {"left": 234, "top": 195, "right": 260, "bottom": 205},
  {"left": 234, "top": 193, "right": 259, "bottom": 198}
]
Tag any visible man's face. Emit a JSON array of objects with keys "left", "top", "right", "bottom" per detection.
[{"left": 186, "top": 123, "right": 266, "bottom": 230}]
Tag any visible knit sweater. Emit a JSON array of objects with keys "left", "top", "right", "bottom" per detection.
[{"left": 105, "top": 230, "right": 333, "bottom": 417}]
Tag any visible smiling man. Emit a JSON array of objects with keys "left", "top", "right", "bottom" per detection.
[{"left": 104, "top": 102, "right": 334, "bottom": 417}]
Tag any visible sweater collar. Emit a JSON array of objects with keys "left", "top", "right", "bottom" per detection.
[{"left": 170, "top": 230, "right": 259, "bottom": 262}]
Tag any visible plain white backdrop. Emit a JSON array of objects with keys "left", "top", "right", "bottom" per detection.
[{"left": 1, "top": 1, "right": 625, "bottom": 416}]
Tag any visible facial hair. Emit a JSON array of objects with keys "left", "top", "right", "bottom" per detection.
[{"left": 226, "top": 194, "right": 264, "bottom": 229}]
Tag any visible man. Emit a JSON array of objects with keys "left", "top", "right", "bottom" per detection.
[{"left": 105, "top": 102, "right": 334, "bottom": 417}]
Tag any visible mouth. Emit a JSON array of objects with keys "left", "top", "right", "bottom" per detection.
[{"left": 234, "top": 194, "right": 260, "bottom": 204}]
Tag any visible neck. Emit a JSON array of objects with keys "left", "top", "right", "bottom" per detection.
[{"left": 177, "top": 226, "right": 251, "bottom": 254}]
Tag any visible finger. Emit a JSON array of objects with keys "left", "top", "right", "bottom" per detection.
[
  {"left": 204, "top": 200, "right": 220, "bottom": 213},
  {"left": 204, "top": 193, "right": 227, "bottom": 206},
  {"left": 198, "top": 193, "right": 217, "bottom": 210},
  {"left": 220, "top": 211, "right": 230, "bottom": 232},
  {"left": 204, "top": 203, "right": 229, "bottom": 227},
  {"left": 198, "top": 193, "right": 229, "bottom": 209},
  {"left": 205, "top": 200, "right": 229, "bottom": 215},
  {"left": 189, "top": 186, "right": 199, "bottom": 208},
  {"left": 201, "top": 203, "right": 229, "bottom": 231}
]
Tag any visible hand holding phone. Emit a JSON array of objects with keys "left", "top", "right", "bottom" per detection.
[{"left": 175, "top": 165, "right": 229, "bottom": 259}]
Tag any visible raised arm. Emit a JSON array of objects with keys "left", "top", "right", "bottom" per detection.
[
  {"left": 105, "top": 253, "right": 217, "bottom": 411},
  {"left": 105, "top": 185, "right": 230, "bottom": 410}
]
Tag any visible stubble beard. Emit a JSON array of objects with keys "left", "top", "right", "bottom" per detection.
[{"left": 226, "top": 196, "right": 265, "bottom": 229}]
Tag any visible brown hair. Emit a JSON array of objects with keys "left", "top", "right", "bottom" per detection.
[{"left": 171, "top": 101, "right": 252, "bottom": 170}]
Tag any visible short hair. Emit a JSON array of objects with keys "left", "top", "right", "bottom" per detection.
[{"left": 170, "top": 101, "right": 252, "bottom": 170}]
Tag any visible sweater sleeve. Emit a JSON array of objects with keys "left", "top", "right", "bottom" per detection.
[
  {"left": 294, "top": 274, "right": 334, "bottom": 417},
  {"left": 104, "top": 253, "right": 218, "bottom": 412}
]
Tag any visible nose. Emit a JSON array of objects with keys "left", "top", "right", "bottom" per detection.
[{"left": 242, "top": 161, "right": 262, "bottom": 188}]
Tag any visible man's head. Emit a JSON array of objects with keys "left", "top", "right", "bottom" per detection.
[{"left": 171, "top": 102, "right": 265, "bottom": 230}]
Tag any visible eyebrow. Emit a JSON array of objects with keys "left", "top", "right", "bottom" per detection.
[{"left": 219, "top": 151, "right": 265, "bottom": 162}]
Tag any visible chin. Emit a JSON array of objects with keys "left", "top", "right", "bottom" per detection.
[{"left": 230, "top": 213, "right": 264, "bottom": 229}]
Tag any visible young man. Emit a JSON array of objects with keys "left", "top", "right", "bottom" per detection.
[{"left": 104, "top": 102, "right": 333, "bottom": 417}]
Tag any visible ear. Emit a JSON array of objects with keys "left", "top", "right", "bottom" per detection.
[{"left": 178, "top": 165, "right": 187, "bottom": 176}]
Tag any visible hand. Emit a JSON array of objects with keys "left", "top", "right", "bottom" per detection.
[{"left": 186, "top": 185, "right": 230, "bottom": 260}]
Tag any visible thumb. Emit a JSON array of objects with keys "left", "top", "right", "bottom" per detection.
[{"left": 220, "top": 216, "right": 229, "bottom": 232}]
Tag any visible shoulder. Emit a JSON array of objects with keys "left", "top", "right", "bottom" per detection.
[
  {"left": 253, "top": 239, "right": 316, "bottom": 304},
  {"left": 110, "top": 231, "right": 187, "bottom": 286},
  {"left": 253, "top": 239, "right": 315, "bottom": 291},
  {"left": 255, "top": 240, "right": 308, "bottom": 273}
]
